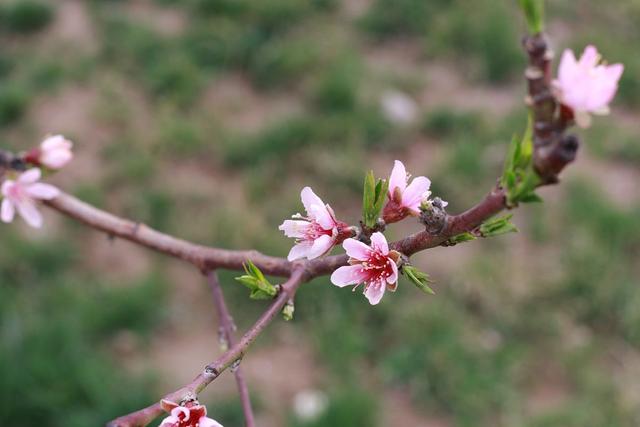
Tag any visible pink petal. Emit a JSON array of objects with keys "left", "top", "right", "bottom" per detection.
[
  {"left": 160, "top": 400, "right": 179, "bottom": 413},
  {"left": 18, "top": 168, "right": 42, "bottom": 184},
  {"left": 386, "top": 259, "right": 398, "bottom": 284},
  {"left": 579, "top": 45, "right": 599, "bottom": 68},
  {"left": 16, "top": 199, "right": 42, "bottom": 228},
  {"left": 199, "top": 416, "right": 224, "bottom": 427},
  {"left": 343, "top": 238, "right": 372, "bottom": 260},
  {"left": 1, "top": 199, "right": 15, "bottom": 223},
  {"left": 279, "top": 220, "right": 310, "bottom": 238},
  {"left": 306, "top": 234, "right": 334, "bottom": 259},
  {"left": 388, "top": 160, "right": 407, "bottom": 197},
  {"left": 558, "top": 49, "right": 577, "bottom": 85},
  {"left": 287, "top": 241, "right": 312, "bottom": 261},
  {"left": 41, "top": 135, "right": 71, "bottom": 151},
  {"left": 370, "top": 232, "right": 389, "bottom": 255},
  {"left": 159, "top": 415, "right": 180, "bottom": 427},
  {"left": 171, "top": 406, "right": 190, "bottom": 421},
  {"left": 331, "top": 265, "right": 368, "bottom": 287},
  {"left": 401, "top": 176, "right": 431, "bottom": 212},
  {"left": 309, "top": 204, "right": 336, "bottom": 230},
  {"left": 1, "top": 180, "right": 13, "bottom": 197},
  {"left": 300, "top": 187, "right": 324, "bottom": 218},
  {"left": 364, "top": 280, "right": 385, "bottom": 305},
  {"left": 25, "top": 183, "right": 59, "bottom": 200}
]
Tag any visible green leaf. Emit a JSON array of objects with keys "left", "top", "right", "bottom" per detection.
[
  {"left": 479, "top": 214, "right": 519, "bottom": 238},
  {"left": 235, "top": 260, "right": 277, "bottom": 300},
  {"left": 449, "top": 232, "right": 477, "bottom": 244},
  {"left": 402, "top": 265, "right": 435, "bottom": 295},
  {"left": 362, "top": 171, "right": 388, "bottom": 228},
  {"left": 519, "top": 0, "right": 545, "bottom": 34}
]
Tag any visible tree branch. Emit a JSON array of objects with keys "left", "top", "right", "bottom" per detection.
[
  {"left": 106, "top": 267, "right": 306, "bottom": 427},
  {"left": 207, "top": 271, "right": 256, "bottom": 427}
]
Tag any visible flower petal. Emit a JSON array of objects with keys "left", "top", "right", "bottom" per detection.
[
  {"left": 309, "top": 204, "right": 335, "bottom": 230},
  {"left": 402, "top": 176, "right": 431, "bottom": 213},
  {"left": 388, "top": 160, "right": 407, "bottom": 197},
  {"left": 287, "top": 241, "right": 312, "bottom": 261},
  {"left": 386, "top": 259, "right": 398, "bottom": 284},
  {"left": 16, "top": 199, "right": 42, "bottom": 228},
  {"left": 25, "top": 183, "right": 59, "bottom": 200},
  {"left": 343, "top": 238, "right": 372, "bottom": 260},
  {"left": 171, "top": 406, "right": 190, "bottom": 421},
  {"left": 331, "top": 265, "right": 367, "bottom": 287},
  {"left": 199, "top": 416, "right": 224, "bottom": 427},
  {"left": 279, "top": 220, "right": 310, "bottom": 238},
  {"left": 1, "top": 199, "right": 15, "bottom": 223},
  {"left": 18, "top": 168, "right": 42, "bottom": 184},
  {"left": 159, "top": 415, "right": 180, "bottom": 427},
  {"left": 306, "top": 234, "right": 334, "bottom": 259},
  {"left": 300, "top": 187, "right": 324, "bottom": 217},
  {"left": 364, "top": 280, "right": 385, "bottom": 305},
  {"left": 369, "top": 232, "right": 389, "bottom": 255}
]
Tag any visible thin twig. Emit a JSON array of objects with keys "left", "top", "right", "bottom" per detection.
[
  {"left": 107, "top": 267, "right": 307, "bottom": 427},
  {"left": 207, "top": 271, "right": 256, "bottom": 427}
]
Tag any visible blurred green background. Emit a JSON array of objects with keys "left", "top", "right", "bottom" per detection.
[{"left": 1, "top": 0, "right": 639, "bottom": 426}]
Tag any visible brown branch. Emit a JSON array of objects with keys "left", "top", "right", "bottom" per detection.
[
  {"left": 107, "top": 267, "right": 306, "bottom": 427},
  {"left": 207, "top": 271, "right": 256, "bottom": 427},
  {"left": 44, "top": 193, "right": 294, "bottom": 277}
]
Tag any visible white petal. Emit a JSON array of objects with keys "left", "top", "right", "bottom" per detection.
[
  {"left": 386, "top": 259, "right": 398, "bottom": 284},
  {"left": 310, "top": 204, "right": 336, "bottom": 230}
]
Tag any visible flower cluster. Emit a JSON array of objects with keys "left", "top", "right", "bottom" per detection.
[
  {"left": 159, "top": 400, "right": 223, "bottom": 427},
  {"left": 1, "top": 135, "right": 72, "bottom": 228}
]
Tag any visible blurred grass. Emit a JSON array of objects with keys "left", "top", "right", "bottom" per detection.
[{"left": 1, "top": 0, "right": 639, "bottom": 426}]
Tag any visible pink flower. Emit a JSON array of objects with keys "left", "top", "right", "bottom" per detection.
[
  {"left": 159, "top": 400, "right": 223, "bottom": 427},
  {"left": 382, "top": 160, "right": 431, "bottom": 223},
  {"left": 330, "top": 232, "right": 400, "bottom": 305},
  {"left": 26, "top": 135, "right": 74, "bottom": 169},
  {"left": 553, "top": 45, "right": 624, "bottom": 128},
  {"left": 279, "top": 187, "right": 350, "bottom": 261},
  {"left": 1, "top": 168, "right": 59, "bottom": 228}
]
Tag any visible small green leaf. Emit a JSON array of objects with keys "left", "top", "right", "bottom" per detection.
[
  {"left": 479, "top": 214, "right": 519, "bottom": 238},
  {"left": 402, "top": 265, "right": 435, "bottom": 295},
  {"left": 449, "top": 232, "right": 477, "bottom": 244},
  {"left": 235, "top": 260, "right": 277, "bottom": 300},
  {"left": 362, "top": 171, "right": 388, "bottom": 228},
  {"left": 519, "top": 0, "right": 545, "bottom": 34},
  {"left": 519, "top": 192, "right": 543, "bottom": 203}
]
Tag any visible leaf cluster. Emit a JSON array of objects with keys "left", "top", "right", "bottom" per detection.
[
  {"left": 235, "top": 260, "right": 278, "bottom": 300},
  {"left": 362, "top": 171, "right": 388, "bottom": 228}
]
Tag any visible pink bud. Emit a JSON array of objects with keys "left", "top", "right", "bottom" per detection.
[{"left": 33, "top": 135, "right": 74, "bottom": 169}]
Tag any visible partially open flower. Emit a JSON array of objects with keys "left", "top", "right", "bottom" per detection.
[
  {"left": 279, "top": 187, "right": 350, "bottom": 261},
  {"left": 25, "top": 135, "right": 74, "bottom": 170},
  {"left": 382, "top": 160, "right": 431, "bottom": 223},
  {"left": 1, "top": 168, "right": 59, "bottom": 228},
  {"left": 553, "top": 45, "right": 624, "bottom": 128},
  {"left": 159, "top": 400, "right": 223, "bottom": 427},
  {"left": 330, "top": 232, "right": 400, "bottom": 305}
]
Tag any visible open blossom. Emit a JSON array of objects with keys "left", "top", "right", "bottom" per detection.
[
  {"left": 279, "top": 187, "right": 350, "bottom": 261},
  {"left": 159, "top": 400, "right": 223, "bottom": 427},
  {"left": 382, "top": 160, "right": 431, "bottom": 223},
  {"left": 26, "top": 135, "right": 73, "bottom": 169},
  {"left": 330, "top": 232, "right": 400, "bottom": 305},
  {"left": 1, "top": 168, "right": 59, "bottom": 228},
  {"left": 553, "top": 45, "right": 624, "bottom": 128}
]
